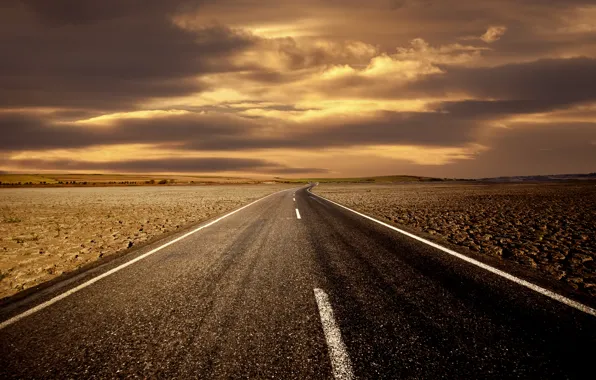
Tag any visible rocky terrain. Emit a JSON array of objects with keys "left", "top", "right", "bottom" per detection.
[
  {"left": 313, "top": 182, "right": 596, "bottom": 296},
  {"left": 0, "top": 185, "right": 291, "bottom": 299}
]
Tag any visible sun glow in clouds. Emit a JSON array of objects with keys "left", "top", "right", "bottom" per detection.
[{"left": 73, "top": 110, "right": 191, "bottom": 125}]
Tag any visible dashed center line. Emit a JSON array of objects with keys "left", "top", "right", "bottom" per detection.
[
  {"left": 295, "top": 208, "right": 301, "bottom": 219},
  {"left": 293, "top": 197, "right": 296, "bottom": 202},
  {"left": 314, "top": 288, "right": 355, "bottom": 380}
]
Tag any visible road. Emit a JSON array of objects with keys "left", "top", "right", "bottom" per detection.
[{"left": 1, "top": 186, "right": 595, "bottom": 379}]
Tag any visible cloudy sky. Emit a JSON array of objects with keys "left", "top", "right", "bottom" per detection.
[{"left": 1, "top": 0, "right": 595, "bottom": 178}]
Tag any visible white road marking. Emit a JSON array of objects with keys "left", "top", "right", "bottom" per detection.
[
  {"left": 293, "top": 198, "right": 296, "bottom": 202},
  {"left": 314, "top": 288, "right": 355, "bottom": 380},
  {"left": 309, "top": 195, "right": 328, "bottom": 207},
  {"left": 308, "top": 188, "right": 596, "bottom": 317},
  {"left": 296, "top": 208, "right": 301, "bottom": 219},
  {"left": 0, "top": 188, "right": 297, "bottom": 330}
]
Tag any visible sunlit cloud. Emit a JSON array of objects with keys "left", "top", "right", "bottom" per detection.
[
  {"left": 241, "top": 20, "right": 324, "bottom": 39},
  {"left": 481, "top": 26, "right": 507, "bottom": 43},
  {"left": 72, "top": 110, "right": 191, "bottom": 125},
  {"left": 346, "top": 144, "right": 487, "bottom": 165}
]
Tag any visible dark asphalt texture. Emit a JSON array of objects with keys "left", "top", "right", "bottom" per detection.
[{"left": 1, "top": 186, "right": 595, "bottom": 379}]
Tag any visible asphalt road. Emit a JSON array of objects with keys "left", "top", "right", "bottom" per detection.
[{"left": 1, "top": 186, "right": 595, "bottom": 379}]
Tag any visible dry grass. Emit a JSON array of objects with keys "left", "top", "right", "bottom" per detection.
[{"left": 0, "top": 184, "right": 291, "bottom": 299}]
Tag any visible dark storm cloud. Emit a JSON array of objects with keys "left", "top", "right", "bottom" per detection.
[
  {"left": 421, "top": 57, "right": 596, "bottom": 107},
  {"left": 424, "top": 122, "right": 596, "bottom": 178},
  {"left": 480, "top": 24, "right": 596, "bottom": 60},
  {"left": 0, "top": 1, "right": 254, "bottom": 111},
  {"left": 181, "top": 111, "right": 479, "bottom": 150},
  {"left": 436, "top": 100, "right": 559, "bottom": 119},
  {"left": 20, "top": 0, "right": 187, "bottom": 25},
  {"left": 0, "top": 112, "right": 249, "bottom": 151},
  {"left": 1, "top": 157, "right": 329, "bottom": 174},
  {"left": 260, "top": 166, "right": 330, "bottom": 175},
  {"left": 0, "top": 109, "right": 478, "bottom": 153}
]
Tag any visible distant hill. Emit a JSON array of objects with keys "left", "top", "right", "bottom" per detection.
[
  {"left": 278, "top": 173, "right": 596, "bottom": 184},
  {"left": 477, "top": 173, "right": 596, "bottom": 182},
  {"left": 275, "top": 175, "right": 449, "bottom": 183}
]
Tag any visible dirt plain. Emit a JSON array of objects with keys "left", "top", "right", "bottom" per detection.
[
  {"left": 0, "top": 173, "right": 263, "bottom": 186},
  {"left": 313, "top": 182, "right": 596, "bottom": 297},
  {"left": 0, "top": 184, "right": 291, "bottom": 300}
]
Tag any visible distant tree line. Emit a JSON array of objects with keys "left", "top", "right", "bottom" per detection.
[{"left": 0, "top": 179, "right": 180, "bottom": 186}]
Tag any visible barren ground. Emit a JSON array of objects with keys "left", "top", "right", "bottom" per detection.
[
  {"left": 313, "top": 182, "right": 596, "bottom": 296},
  {"left": 0, "top": 184, "right": 291, "bottom": 299}
]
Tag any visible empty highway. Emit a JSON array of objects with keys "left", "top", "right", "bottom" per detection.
[{"left": 1, "top": 186, "right": 595, "bottom": 379}]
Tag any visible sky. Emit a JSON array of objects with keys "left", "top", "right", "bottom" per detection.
[{"left": 1, "top": 0, "right": 595, "bottom": 178}]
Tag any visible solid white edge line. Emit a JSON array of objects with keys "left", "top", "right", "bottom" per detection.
[
  {"left": 314, "top": 288, "right": 355, "bottom": 380},
  {"left": 0, "top": 187, "right": 297, "bottom": 330},
  {"left": 308, "top": 188, "right": 596, "bottom": 317},
  {"left": 296, "top": 208, "right": 301, "bottom": 219}
]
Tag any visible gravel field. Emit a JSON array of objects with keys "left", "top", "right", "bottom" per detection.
[
  {"left": 0, "top": 185, "right": 291, "bottom": 299},
  {"left": 313, "top": 182, "right": 596, "bottom": 296}
]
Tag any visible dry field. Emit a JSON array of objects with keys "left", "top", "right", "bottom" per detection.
[
  {"left": 313, "top": 182, "right": 596, "bottom": 296},
  {"left": 0, "top": 184, "right": 291, "bottom": 299},
  {"left": 0, "top": 173, "right": 261, "bottom": 185}
]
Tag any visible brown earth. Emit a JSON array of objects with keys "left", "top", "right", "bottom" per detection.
[
  {"left": 0, "top": 184, "right": 291, "bottom": 299},
  {"left": 0, "top": 173, "right": 264, "bottom": 186},
  {"left": 313, "top": 182, "right": 596, "bottom": 296}
]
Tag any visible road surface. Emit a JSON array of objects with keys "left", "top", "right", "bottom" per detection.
[{"left": 1, "top": 186, "right": 595, "bottom": 379}]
